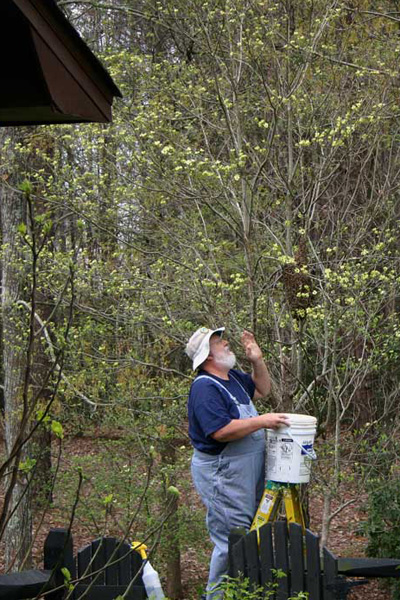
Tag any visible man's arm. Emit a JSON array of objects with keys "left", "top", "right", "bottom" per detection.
[
  {"left": 241, "top": 330, "right": 271, "bottom": 398},
  {"left": 211, "top": 413, "right": 289, "bottom": 442},
  {"left": 251, "top": 357, "right": 271, "bottom": 399}
]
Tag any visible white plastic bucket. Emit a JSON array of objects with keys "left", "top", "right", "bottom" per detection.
[{"left": 266, "top": 414, "right": 317, "bottom": 484}]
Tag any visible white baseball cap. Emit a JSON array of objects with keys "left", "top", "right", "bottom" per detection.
[{"left": 185, "top": 326, "right": 225, "bottom": 370}]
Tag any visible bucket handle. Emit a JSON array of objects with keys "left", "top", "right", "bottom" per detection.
[{"left": 286, "top": 429, "right": 317, "bottom": 460}]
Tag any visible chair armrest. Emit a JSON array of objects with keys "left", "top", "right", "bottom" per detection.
[
  {"left": 338, "top": 557, "right": 400, "bottom": 578},
  {"left": 0, "top": 569, "right": 52, "bottom": 600}
]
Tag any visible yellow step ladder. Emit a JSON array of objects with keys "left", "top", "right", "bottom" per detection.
[{"left": 251, "top": 481, "right": 306, "bottom": 532}]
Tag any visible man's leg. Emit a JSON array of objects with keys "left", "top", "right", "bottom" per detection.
[
  {"left": 205, "top": 494, "right": 252, "bottom": 600},
  {"left": 205, "top": 504, "right": 230, "bottom": 600},
  {"left": 192, "top": 449, "right": 265, "bottom": 599}
]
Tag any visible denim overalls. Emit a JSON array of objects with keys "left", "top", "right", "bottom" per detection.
[{"left": 191, "top": 375, "right": 266, "bottom": 599}]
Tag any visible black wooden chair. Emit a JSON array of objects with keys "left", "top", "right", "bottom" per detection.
[
  {"left": 0, "top": 529, "right": 147, "bottom": 600},
  {"left": 73, "top": 536, "right": 147, "bottom": 600},
  {"left": 228, "top": 521, "right": 384, "bottom": 600}
]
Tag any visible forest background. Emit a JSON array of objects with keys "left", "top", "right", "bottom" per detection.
[{"left": 1, "top": 0, "right": 400, "bottom": 598}]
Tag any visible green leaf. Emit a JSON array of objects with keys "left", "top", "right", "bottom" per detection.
[
  {"left": 43, "top": 219, "right": 53, "bottom": 235},
  {"left": 19, "top": 458, "right": 37, "bottom": 473},
  {"left": 51, "top": 420, "right": 64, "bottom": 439},
  {"left": 103, "top": 493, "right": 114, "bottom": 506},
  {"left": 61, "top": 568, "right": 74, "bottom": 592},
  {"left": 18, "top": 180, "right": 32, "bottom": 194},
  {"left": 36, "top": 409, "right": 51, "bottom": 424},
  {"left": 61, "top": 567, "right": 71, "bottom": 583}
]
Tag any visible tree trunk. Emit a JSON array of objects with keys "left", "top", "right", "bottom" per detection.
[
  {"left": 160, "top": 440, "right": 183, "bottom": 599},
  {"left": 320, "top": 491, "right": 332, "bottom": 551},
  {"left": 28, "top": 132, "right": 56, "bottom": 508},
  {"left": 1, "top": 172, "right": 32, "bottom": 570}
]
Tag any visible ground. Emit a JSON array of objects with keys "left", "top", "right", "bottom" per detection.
[
  {"left": 310, "top": 492, "right": 392, "bottom": 600},
  {"left": 0, "top": 431, "right": 395, "bottom": 599}
]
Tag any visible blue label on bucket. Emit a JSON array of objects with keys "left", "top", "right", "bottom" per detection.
[{"left": 301, "top": 443, "right": 313, "bottom": 455}]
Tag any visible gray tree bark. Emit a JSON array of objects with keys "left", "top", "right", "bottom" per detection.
[{"left": 1, "top": 138, "right": 32, "bottom": 570}]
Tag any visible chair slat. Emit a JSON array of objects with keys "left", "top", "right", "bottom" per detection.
[
  {"left": 44, "top": 529, "right": 76, "bottom": 579},
  {"left": 306, "top": 529, "right": 322, "bottom": 600},
  {"left": 274, "top": 521, "right": 290, "bottom": 600},
  {"left": 244, "top": 530, "right": 260, "bottom": 587},
  {"left": 231, "top": 537, "right": 246, "bottom": 579},
  {"left": 104, "top": 538, "right": 118, "bottom": 585},
  {"left": 130, "top": 547, "right": 144, "bottom": 587},
  {"left": 289, "top": 523, "right": 305, "bottom": 595},
  {"left": 259, "top": 523, "right": 274, "bottom": 589},
  {"left": 228, "top": 528, "right": 247, "bottom": 578},
  {"left": 92, "top": 539, "right": 106, "bottom": 585},
  {"left": 77, "top": 544, "right": 93, "bottom": 582},
  {"left": 117, "top": 541, "right": 135, "bottom": 585}
]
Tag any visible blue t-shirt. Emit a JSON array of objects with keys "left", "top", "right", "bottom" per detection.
[{"left": 187, "top": 369, "right": 256, "bottom": 455}]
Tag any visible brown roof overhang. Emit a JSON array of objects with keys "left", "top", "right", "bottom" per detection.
[{"left": 0, "top": 0, "right": 122, "bottom": 126}]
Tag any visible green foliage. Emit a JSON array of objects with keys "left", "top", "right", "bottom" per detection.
[
  {"left": 18, "top": 179, "right": 33, "bottom": 195},
  {"left": 361, "top": 475, "right": 400, "bottom": 598},
  {"left": 3, "top": 0, "right": 400, "bottom": 591},
  {"left": 216, "top": 572, "right": 308, "bottom": 600},
  {"left": 9, "top": 0, "right": 400, "bottom": 431},
  {"left": 358, "top": 434, "right": 400, "bottom": 597},
  {"left": 18, "top": 457, "right": 37, "bottom": 474},
  {"left": 61, "top": 567, "right": 73, "bottom": 592},
  {"left": 53, "top": 431, "right": 207, "bottom": 569},
  {"left": 364, "top": 476, "right": 400, "bottom": 556},
  {"left": 51, "top": 420, "right": 64, "bottom": 439}
]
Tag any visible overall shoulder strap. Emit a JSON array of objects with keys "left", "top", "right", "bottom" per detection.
[{"left": 229, "top": 373, "right": 252, "bottom": 401}]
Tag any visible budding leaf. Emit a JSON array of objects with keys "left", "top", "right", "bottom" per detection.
[
  {"left": 51, "top": 420, "right": 64, "bottom": 439},
  {"left": 18, "top": 180, "right": 33, "bottom": 194},
  {"left": 61, "top": 568, "right": 71, "bottom": 583}
]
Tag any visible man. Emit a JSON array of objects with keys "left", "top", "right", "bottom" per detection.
[{"left": 185, "top": 326, "right": 289, "bottom": 599}]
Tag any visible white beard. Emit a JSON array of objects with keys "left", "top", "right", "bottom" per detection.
[{"left": 214, "top": 350, "right": 236, "bottom": 370}]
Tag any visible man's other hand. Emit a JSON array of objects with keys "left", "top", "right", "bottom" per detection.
[{"left": 241, "top": 330, "right": 263, "bottom": 363}]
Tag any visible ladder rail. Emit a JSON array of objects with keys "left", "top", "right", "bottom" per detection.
[{"left": 251, "top": 481, "right": 306, "bottom": 533}]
